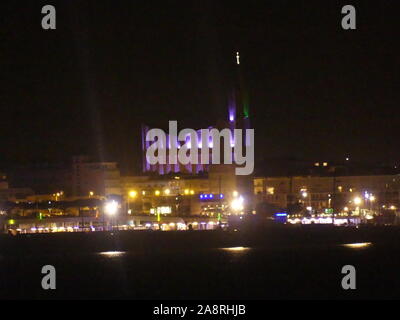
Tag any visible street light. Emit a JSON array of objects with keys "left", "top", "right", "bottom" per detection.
[
  {"left": 127, "top": 190, "right": 137, "bottom": 214},
  {"left": 104, "top": 200, "right": 119, "bottom": 230},
  {"left": 231, "top": 196, "right": 244, "bottom": 213},
  {"left": 353, "top": 197, "right": 362, "bottom": 206},
  {"left": 129, "top": 190, "right": 137, "bottom": 198},
  {"left": 105, "top": 200, "right": 118, "bottom": 216}
]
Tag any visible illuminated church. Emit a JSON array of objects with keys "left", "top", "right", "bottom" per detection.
[{"left": 141, "top": 52, "right": 251, "bottom": 175}]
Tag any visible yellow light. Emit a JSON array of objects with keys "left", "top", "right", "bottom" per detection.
[
  {"left": 233, "top": 191, "right": 239, "bottom": 197},
  {"left": 129, "top": 190, "right": 137, "bottom": 198},
  {"left": 164, "top": 189, "right": 170, "bottom": 195},
  {"left": 343, "top": 206, "right": 349, "bottom": 212},
  {"left": 267, "top": 187, "right": 274, "bottom": 195},
  {"left": 370, "top": 195, "right": 376, "bottom": 202},
  {"left": 89, "top": 191, "right": 94, "bottom": 196},
  {"left": 190, "top": 190, "right": 194, "bottom": 195},
  {"left": 390, "top": 205, "right": 396, "bottom": 210},
  {"left": 302, "top": 191, "right": 308, "bottom": 198},
  {"left": 142, "top": 190, "right": 146, "bottom": 195},
  {"left": 222, "top": 247, "right": 250, "bottom": 252},
  {"left": 342, "top": 242, "right": 372, "bottom": 249},
  {"left": 184, "top": 189, "right": 189, "bottom": 195},
  {"left": 353, "top": 197, "right": 362, "bottom": 205},
  {"left": 155, "top": 190, "right": 160, "bottom": 196}
]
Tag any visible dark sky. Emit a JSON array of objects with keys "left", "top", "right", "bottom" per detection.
[{"left": 1, "top": 0, "right": 399, "bottom": 174}]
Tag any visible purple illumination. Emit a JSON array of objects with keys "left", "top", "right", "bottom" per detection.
[
  {"left": 200, "top": 195, "right": 204, "bottom": 199},
  {"left": 210, "top": 194, "right": 214, "bottom": 199},
  {"left": 220, "top": 194, "right": 224, "bottom": 199}
]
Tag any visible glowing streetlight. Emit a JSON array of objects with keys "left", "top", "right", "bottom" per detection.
[
  {"left": 129, "top": 190, "right": 137, "bottom": 198},
  {"left": 164, "top": 189, "right": 170, "bottom": 195},
  {"left": 184, "top": 189, "right": 189, "bottom": 195},
  {"left": 302, "top": 191, "right": 308, "bottom": 198},
  {"left": 155, "top": 190, "right": 161, "bottom": 196},
  {"left": 231, "top": 196, "right": 244, "bottom": 212},
  {"left": 370, "top": 195, "right": 376, "bottom": 202},
  {"left": 353, "top": 197, "right": 362, "bottom": 206},
  {"left": 89, "top": 191, "right": 94, "bottom": 197},
  {"left": 104, "top": 200, "right": 118, "bottom": 216}
]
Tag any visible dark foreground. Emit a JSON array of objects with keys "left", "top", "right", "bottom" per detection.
[{"left": 1, "top": 225, "right": 400, "bottom": 299}]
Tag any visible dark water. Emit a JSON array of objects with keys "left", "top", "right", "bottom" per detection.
[{"left": 1, "top": 238, "right": 400, "bottom": 299}]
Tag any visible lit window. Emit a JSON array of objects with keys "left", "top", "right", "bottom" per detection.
[{"left": 267, "top": 187, "right": 274, "bottom": 195}]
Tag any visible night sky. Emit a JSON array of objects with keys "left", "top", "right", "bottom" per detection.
[{"left": 1, "top": 0, "right": 399, "bottom": 174}]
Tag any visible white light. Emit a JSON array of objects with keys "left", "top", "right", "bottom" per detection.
[
  {"left": 353, "top": 197, "right": 362, "bottom": 205},
  {"left": 99, "top": 251, "right": 126, "bottom": 257},
  {"left": 104, "top": 200, "right": 118, "bottom": 216},
  {"left": 231, "top": 196, "right": 244, "bottom": 211}
]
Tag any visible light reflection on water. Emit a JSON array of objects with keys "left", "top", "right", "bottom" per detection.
[
  {"left": 98, "top": 251, "right": 126, "bottom": 257},
  {"left": 342, "top": 242, "right": 372, "bottom": 249},
  {"left": 220, "top": 246, "right": 251, "bottom": 252}
]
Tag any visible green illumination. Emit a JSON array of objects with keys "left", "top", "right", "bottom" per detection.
[{"left": 243, "top": 94, "right": 250, "bottom": 118}]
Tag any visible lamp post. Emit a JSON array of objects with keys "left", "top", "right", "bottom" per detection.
[
  {"left": 104, "top": 200, "right": 119, "bottom": 230},
  {"left": 370, "top": 195, "right": 376, "bottom": 214},
  {"left": 128, "top": 190, "right": 137, "bottom": 214}
]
